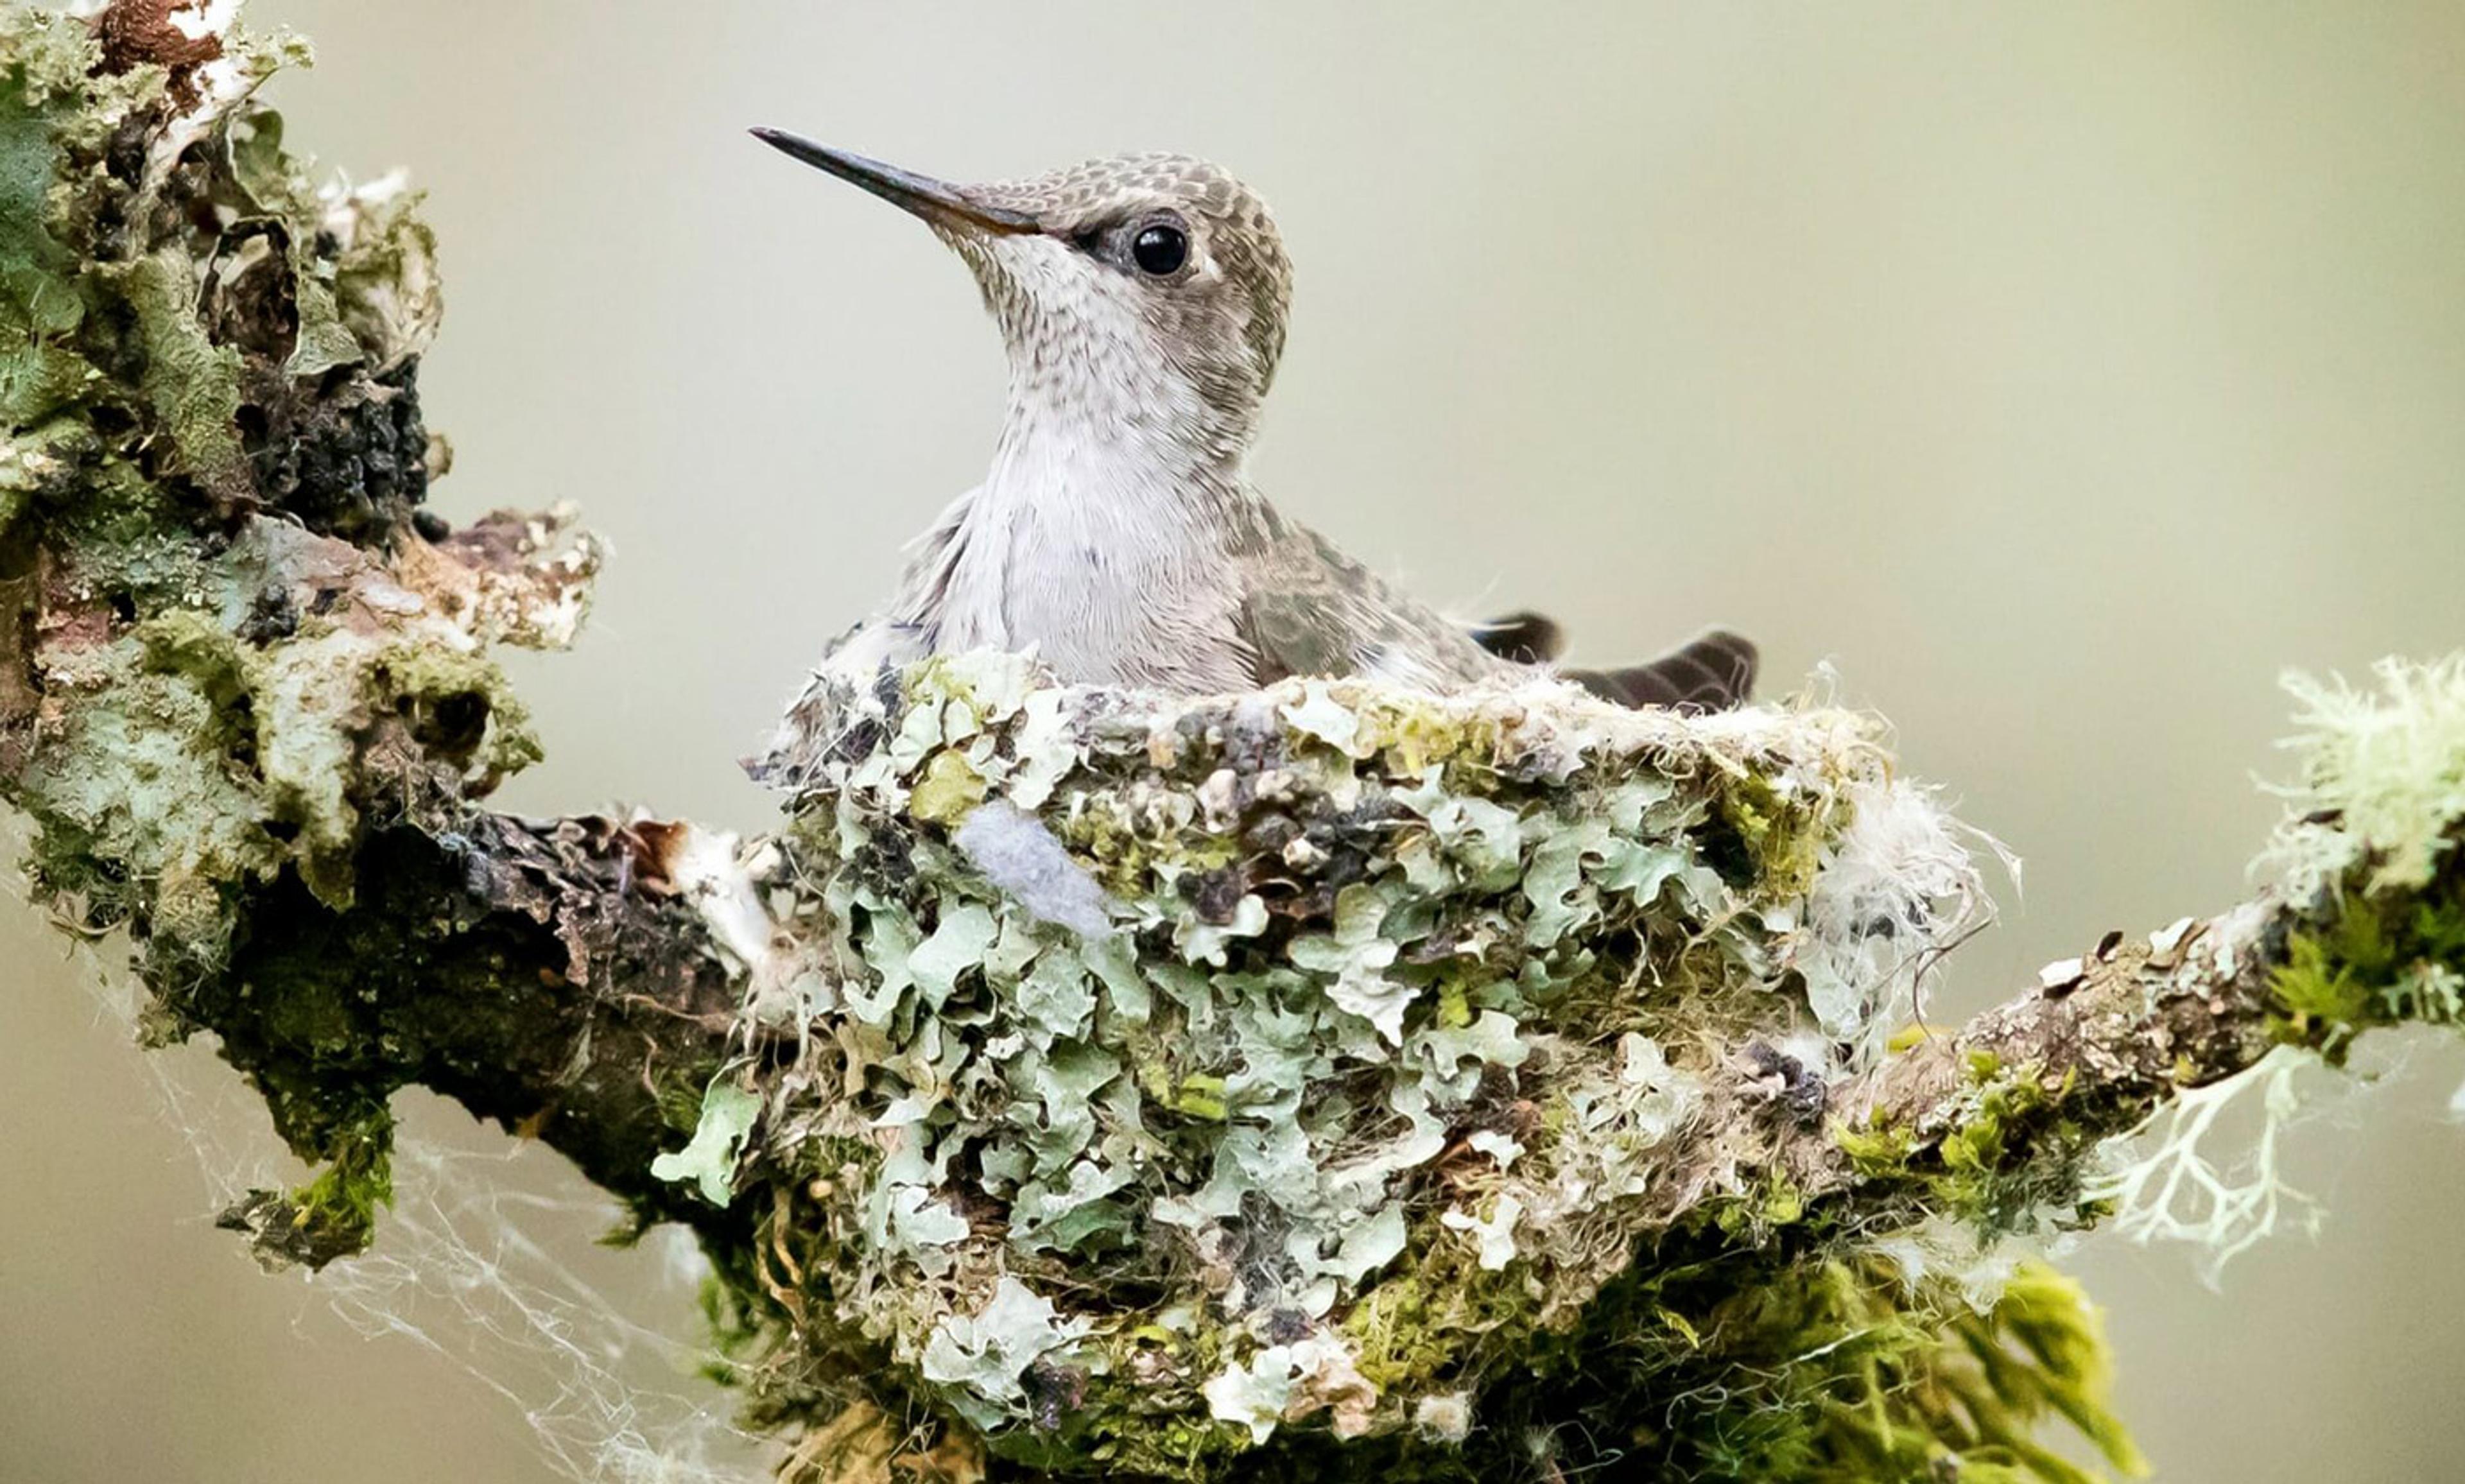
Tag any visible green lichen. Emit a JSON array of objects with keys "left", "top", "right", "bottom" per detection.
[
  {"left": 371, "top": 640, "right": 544, "bottom": 784},
  {"left": 0, "top": 18, "right": 92, "bottom": 427},
  {"left": 113, "top": 245, "right": 252, "bottom": 502},
  {"left": 652, "top": 1079, "right": 763, "bottom": 1207},
  {"left": 20, "top": 625, "right": 282, "bottom": 950}
]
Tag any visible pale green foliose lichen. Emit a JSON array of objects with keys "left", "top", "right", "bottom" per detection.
[{"left": 652, "top": 1080, "right": 763, "bottom": 1207}]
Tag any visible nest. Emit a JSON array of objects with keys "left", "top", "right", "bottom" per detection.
[{"left": 677, "top": 655, "right": 2001, "bottom": 1477}]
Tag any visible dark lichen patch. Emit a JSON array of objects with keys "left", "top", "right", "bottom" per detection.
[
  {"left": 240, "top": 359, "right": 434, "bottom": 541},
  {"left": 0, "top": 58, "right": 91, "bottom": 426},
  {"left": 114, "top": 245, "right": 254, "bottom": 505}
]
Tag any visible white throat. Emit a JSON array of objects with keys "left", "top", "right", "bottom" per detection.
[{"left": 928, "top": 356, "right": 1258, "bottom": 690}]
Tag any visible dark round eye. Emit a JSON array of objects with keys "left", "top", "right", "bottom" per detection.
[{"left": 1132, "top": 223, "right": 1188, "bottom": 276}]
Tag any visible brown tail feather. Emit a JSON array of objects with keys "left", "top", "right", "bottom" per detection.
[{"left": 1566, "top": 629, "right": 1759, "bottom": 713}]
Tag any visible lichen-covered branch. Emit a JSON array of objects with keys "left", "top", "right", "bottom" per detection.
[
  {"left": 7, "top": 8, "right": 2465, "bottom": 1484},
  {"left": 1790, "top": 663, "right": 2465, "bottom": 1236},
  {"left": 197, "top": 810, "right": 758, "bottom": 1263},
  {"left": 0, "top": 1, "right": 752, "bottom": 1262}
]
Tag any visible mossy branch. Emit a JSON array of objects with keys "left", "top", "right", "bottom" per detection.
[
  {"left": 1799, "top": 840, "right": 2464, "bottom": 1232},
  {"left": 6, "top": 7, "right": 2464, "bottom": 1484}
]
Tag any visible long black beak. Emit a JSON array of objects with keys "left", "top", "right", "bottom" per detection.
[{"left": 749, "top": 129, "right": 1041, "bottom": 236}]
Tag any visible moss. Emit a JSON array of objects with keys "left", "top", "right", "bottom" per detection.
[
  {"left": 213, "top": 1097, "right": 397, "bottom": 1270},
  {"left": 1542, "top": 1255, "right": 2140, "bottom": 1484},
  {"left": 1051, "top": 1323, "right": 1245, "bottom": 1479},
  {"left": 1704, "top": 772, "right": 1829, "bottom": 900},
  {"left": 1173, "top": 1243, "right": 2144, "bottom": 1484},
  {"left": 1341, "top": 1236, "right": 1544, "bottom": 1394},
  {"left": 1709, "top": 1167, "right": 1815, "bottom": 1240},
  {"left": 2269, "top": 859, "right": 2465, "bottom": 1056},
  {"left": 1344, "top": 692, "right": 1507, "bottom": 779},
  {"left": 1938, "top": 1069, "right": 2052, "bottom": 1182},
  {"left": 283, "top": 1099, "right": 397, "bottom": 1253},
  {"left": 1054, "top": 800, "right": 1237, "bottom": 897},
  {"left": 1836, "top": 1107, "right": 1921, "bottom": 1179},
  {"left": 1829, "top": 1058, "right": 2098, "bottom": 1243}
]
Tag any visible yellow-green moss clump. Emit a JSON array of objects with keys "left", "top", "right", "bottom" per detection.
[{"left": 672, "top": 652, "right": 2128, "bottom": 1481}]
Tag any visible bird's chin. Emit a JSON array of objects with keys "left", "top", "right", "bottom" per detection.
[{"left": 943, "top": 235, "right": 1110, "bottom": 324}]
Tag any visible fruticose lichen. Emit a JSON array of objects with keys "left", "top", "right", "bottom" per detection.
[{"left": 2073, "top": 659, "right": 2465, "bottom": 1282}]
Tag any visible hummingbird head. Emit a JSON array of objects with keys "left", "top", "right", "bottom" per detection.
[{"left": 754, "top": 132, "right": 1293, "bottom": 451}]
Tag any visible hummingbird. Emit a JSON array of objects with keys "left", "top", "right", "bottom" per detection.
[{"left": 750, "top": 132, "right": 1756, "bottom": 711}]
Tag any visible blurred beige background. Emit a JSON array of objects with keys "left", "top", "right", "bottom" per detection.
[{"left": 6, "top": 1, "right": 2465, "bottom": 1480}]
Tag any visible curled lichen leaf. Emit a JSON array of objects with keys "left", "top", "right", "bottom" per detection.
[{"left": 652, "top": 1080, "right": 763, "bottom": 1207}]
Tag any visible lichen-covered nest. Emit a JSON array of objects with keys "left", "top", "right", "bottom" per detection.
[{"left": 666, "top": 655, "right": 2122, "bottom": 1481}]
